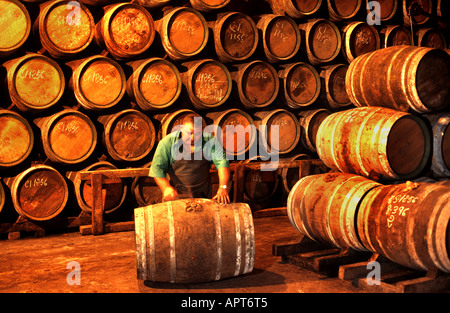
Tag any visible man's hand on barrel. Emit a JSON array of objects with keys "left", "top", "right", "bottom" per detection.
[{"left": 213, "top": 185, "right": 230, "bottom": 204}]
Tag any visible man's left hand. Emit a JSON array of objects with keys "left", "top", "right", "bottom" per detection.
[{"left": 213, "top": 187, "right": 230, "bottom": 204}]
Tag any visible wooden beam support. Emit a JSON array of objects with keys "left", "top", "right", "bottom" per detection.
[{"left": 91, "top": 173, "right": 104, "bottom": 236}]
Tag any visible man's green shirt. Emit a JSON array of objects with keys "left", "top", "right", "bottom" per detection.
[{"left": 149, "top": 130, "right": 230, "bottom": 178}]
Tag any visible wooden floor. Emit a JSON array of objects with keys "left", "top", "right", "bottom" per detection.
[{"left": 0, "top": 213, "right": 372, "bottom": 294}]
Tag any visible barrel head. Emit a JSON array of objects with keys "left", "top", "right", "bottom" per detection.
[
  {"left": 41, "top": 1, "right": 94, "bottom": 56},
  {"left": 13, "top": 166, "right": 68, "bottom": 221},
  {"left": 0, "top": 0, "right": 30, "bottom": 56},
  {"left": 285, "top": 63, "right": 321, "bottom": 107},
  {"left": 309, "top": 20, "right": 340, "bottom": 63},
  {"left": 77, "top": 57, "right": 125, "bottom": 109},
  {"left": 0, "top": 111, "right": 33, "bottom": 167},
  {"left": 191, "top": 61, "right": 231, "bottom": 108},
  {"left": 105, "top": 110, "right": 156, "bottom": 162},
  {"left": 265, "top": 16, "right": 300, "bottom": 61},
  {"left": 138, "top": 59, "right": 181, "bottom": 109},
  {"left": 216, "top": 12, "right": 257, "bottom": 62},
  {"left": 45, "top": 111, "right": 97, "bottom": 164},
  {"left": 240, "top": 61, "right": 279, "bottom": 108},
  {"left": 11, "top": 55, "right": 65, "bottom": 111},
  {"left": 347, "top": 23, "right": 380, "bottom": 62},
  {"left": 168, "top": 9, "right": 207, "bottom": 56},
  {"left": 219, "top": 110, "right": 255, "bottom": 156}
]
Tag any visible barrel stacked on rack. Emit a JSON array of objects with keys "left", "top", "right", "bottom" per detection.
[
  {"left": 0, "top": 0, "right": 448, "bottom": 235},
  {"left": 283, "top": 0, "right": 450, "bottom": 274}
]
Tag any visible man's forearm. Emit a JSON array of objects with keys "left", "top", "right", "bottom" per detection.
[
  {"left": 153, "top": 177, "right": 172, "bottom": 192},
  {"left": 218, "top": 166, "right": 231, "bottom": 187}
]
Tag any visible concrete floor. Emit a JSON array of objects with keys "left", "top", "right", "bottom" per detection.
[{"left": 0, "top": 215, "right": 370, "bottom": 293}]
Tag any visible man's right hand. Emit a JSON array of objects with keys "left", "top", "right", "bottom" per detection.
[{"left": 163, "top": 186, "right": 179, "bottom": 201}]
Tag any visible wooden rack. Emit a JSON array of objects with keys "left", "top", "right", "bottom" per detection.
[{"left": 273, "top": 236, "right": 450, "bottom": 293}]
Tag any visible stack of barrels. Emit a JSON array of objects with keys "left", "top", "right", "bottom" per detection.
[
  {"left": 0, "top": 0, "right": 448, "bottom": 233},
  {"left": 282, "top": 0, "right": 450, "bottom": 274}
]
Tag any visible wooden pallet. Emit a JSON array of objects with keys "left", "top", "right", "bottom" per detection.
[
  {"left": 273, "top": 235, "right": 372, "bottom": 277},
  {"left": 273, "top": 237, "right": 450, "bottom": 293},
  {"left": 340, "top": 254, "right": 450, "bottom": 293}
]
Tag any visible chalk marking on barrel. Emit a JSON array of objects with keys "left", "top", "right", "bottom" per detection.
[
  {"left": 167, "top": 201, "right": 176, "bottom": 283},
  {"left": 214, "top": 204, "right": 222, "bottom": 280},
  {"left": 233, "top": 203, "right": 242, "bottom": 276}
]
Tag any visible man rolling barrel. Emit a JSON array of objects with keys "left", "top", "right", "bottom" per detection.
[{"left": 149, "top": 114, "right": 231, "bottom": 204}]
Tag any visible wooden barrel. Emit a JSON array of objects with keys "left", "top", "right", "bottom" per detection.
[
  {"left": 135, "top": 0, "right": 170, "bottom": 8},
  {"left": 253, "top": 109, "right": 300, "bottom": 155},
  {"left": 190, "top": 0, "right": 230, "bottom": 11},
  {"left": 287, "top": 172, "right": 381, "bottom": 251},
  {"left": 231, "top": 60, "right": 279, "bottom": 109},
  {"left": 4, "top": 53, "right": 65, "bottom": 112},
  {"left": 154, "top": 109, "right": 203, "bottom": 140},
  {"left": 212, "top": 11, "right": 258, "bottom": 63},
  {"left": 346, "top": 46, "right": 450, "bottom": 113},
  {"left": 127, "top": 57, "right": 181, "bottom": 111},
  {"left": 95, "top": 3, "right": 155, "bottom": 60},
  {"left": 135, "top": 199, "right": 255, "bottom": 283},
  {"left": 298, "top": 108, "right": 331, "bottom": 153},
  {"left": 341, "top": 21, "right": 380, "bottom": 63},
  {"left": 0, "top": 0, "right": 31, "bottom": 58},
  {"left": 425, "top": 113, "right": 450, "bottom": 178},
  {"left": 319, "top": 64, "right": 351, "bottom": 109},
  {"left": 9, "top": 165, "right": 68, "bottom": 221},
  {"left": 380, "top": 25, "right": 412, "bottom": 48},
  {"left": 416, "top": 28, "right": 447, "bottom": 49},
  {"left": 70, "top": 55, "right": 126, "bottom": 111},
  {"left": 240, "top": 156, "right": 279, "bottom": 203},
  {"left": 357, "top": 181, "right": 450, "bottom": 272},
  {"left": 157, "top": 7, "right": 208, "bottom": 61},
  {"left": 280, "top": 153, "right": 313, "bottom": 193},
  {"left": 298, "top": 19, "right": 342, "bottom": 65},
  {"left": 131, "top": 162, "right": 162, "bottom": 207},
  {"left": 99, "top": 109, "right": 156, "bottom": 162},
  {"left": 181, "top": 59, "right": 232, "bottom": 110},
  {"left": 72, "top": 161, "right": 127, "bottom": 214},
  {"left": 278, "top": 62, "right": 321, "bottom": 109},
  {"left": 206, "top": 108, "right": 256, "bottom": 158},
  {"left": 316, "top": 107, "right": 431, "bottom": 181},
  {"left": 266, "top": 0, "right": 323, "bottom": 19},
  {"left": 36, "top": 0, "right": 94, "bottom": 59},
  {"left": 0, "top": 110, "right": 34, "bottom": 168},
  {"left": 36, "top": 109, "right": 97, "bottom": 165},
  {"left": 403, "top": 0, "right": 432, "bottom": 26},
  {"left": 327, "top": 0, "right": 361, "bottom": 21},
  {"left": 256, "top": 14, "right": 301, "bottom": 63}
]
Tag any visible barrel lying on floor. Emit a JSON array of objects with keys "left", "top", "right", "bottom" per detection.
[{"left": 134, "top": 199, "right": 255, "bottom": 283}]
